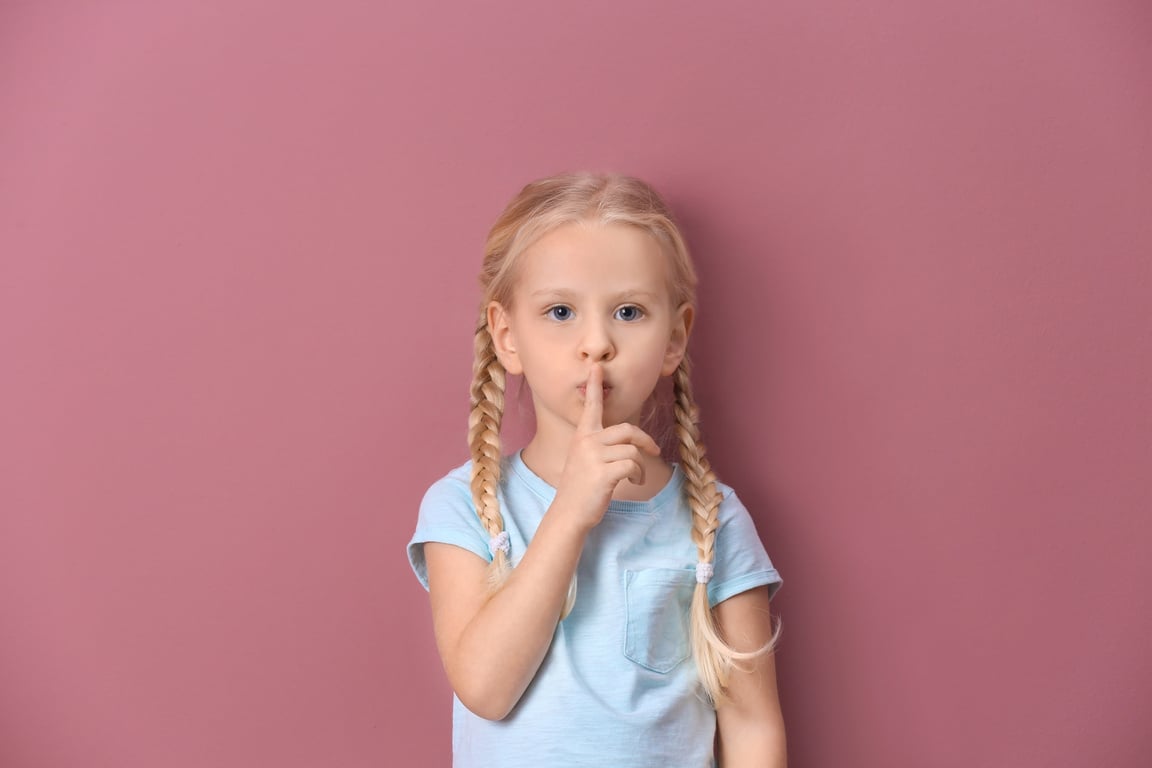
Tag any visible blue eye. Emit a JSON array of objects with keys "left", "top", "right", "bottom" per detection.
[
  {"left": 546, "top": 305, "right": 573, "bottom": 321},
  {"left": 615, "top": 305, "right": 644, "bottom": 321}
]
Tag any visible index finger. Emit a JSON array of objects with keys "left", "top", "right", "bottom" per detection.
[{"left": 578, "top": 364, "right": 603, "bottom": 433}]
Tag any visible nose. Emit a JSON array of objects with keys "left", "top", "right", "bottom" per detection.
[{"left": 578, "top": 318, "right": 614, "bottom": 362}]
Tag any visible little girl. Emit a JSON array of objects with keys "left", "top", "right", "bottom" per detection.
[{"left": 407, "top": 172, "right": 786, "bottom": 766}]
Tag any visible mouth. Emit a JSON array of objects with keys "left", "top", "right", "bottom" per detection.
[{"left": 577, "top": 384, "right": 612, "bottom": 398}]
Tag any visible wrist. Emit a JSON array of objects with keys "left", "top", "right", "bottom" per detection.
[{"left": 544, "top": 493, "right": 600, "bottom": 538}]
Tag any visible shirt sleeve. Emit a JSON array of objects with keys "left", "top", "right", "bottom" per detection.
[
  {"left": 407, "top": 470, "right": 493, "bottom": 591},
  {"left": 706, "top": 487, "right": 783, "bottom": 607}
]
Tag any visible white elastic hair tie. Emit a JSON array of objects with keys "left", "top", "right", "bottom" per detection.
[
  {"left": 488, "top": 531, "right": 510, "bottom": 558},
  {"left": 695, "top": 562, "right": 714, "bottom": 584}
]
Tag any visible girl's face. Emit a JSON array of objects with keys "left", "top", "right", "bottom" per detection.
[{"left": 488, "top": 221, "right": 692, "bottom": 436}]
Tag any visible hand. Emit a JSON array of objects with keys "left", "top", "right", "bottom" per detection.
[{"left": 552, "top": 364, "right": 662, "bottom": 532}]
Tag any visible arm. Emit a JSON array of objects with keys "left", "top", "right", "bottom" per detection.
[
  {"left": 714, "top": 585, "right": 787, "bottom": 768},
  {"left": 426, "top": 364, "right": 660, "bottom": 720},
  {"left": 424, "top": 499, "right": 590, "bottom": 720}
]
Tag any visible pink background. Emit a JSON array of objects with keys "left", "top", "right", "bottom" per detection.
[{"left": 2, "top": 1, "right": 1149, "bottom": 766}]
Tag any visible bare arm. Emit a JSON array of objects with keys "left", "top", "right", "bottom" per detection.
[
  {"left": 714, "top": 585, "right": 787, "bottom": 768},
  {"left": 425, "top": 364, "right": 660, "bottom": 720},
  {"left": 424, "top": 501, "right": 589, "bottom": 720}
]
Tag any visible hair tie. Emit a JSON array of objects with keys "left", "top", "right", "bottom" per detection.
[
  {"left": 695, "top": 562, "right": 714, "bottom": 584},
  {"left": 488, "top": 531, "right": 510, "bottom": 558}
]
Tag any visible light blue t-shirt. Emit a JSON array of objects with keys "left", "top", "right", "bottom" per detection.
[{"left": 407, "top": 450, "right": 782, "bottom": 767}]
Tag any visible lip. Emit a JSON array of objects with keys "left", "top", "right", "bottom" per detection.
[{"left": 577, "top": 384, "right": 612, "bottom": 397}]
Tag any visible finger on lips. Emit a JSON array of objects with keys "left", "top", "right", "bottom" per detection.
[
  {"left": 579, "top": 367, "right": 660, "bottom": 457},
  {"left": 580, "top": 364, "right": 604, "bottom": 431}
]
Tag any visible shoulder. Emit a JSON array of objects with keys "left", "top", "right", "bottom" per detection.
[
  {"left": 408, "top": 459, "right": 486, "bottom": 590},
  {"left": 706, "top": 476, "right": 763, "bottom": 541},
  {"left": 409, "top": 455, "right": 538, "bottom": 590},
  {"left": 704, "top": 478, "right": 784, "bottom": 604},
  {"left": 419, "top": 459, "right": 474, "bottom": 509},
  {"left": 713, "top": 478, "right": 752, "bottom": 526},
  {"left": 419, "top": 454, "right": 530, "bottom": 508}
]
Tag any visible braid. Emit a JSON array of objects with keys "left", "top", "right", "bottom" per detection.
[
  {"left": 468, "top": 319, "right": 576, "bottom": 614},
  {"left": 674, "top": 358, "right": 778, "bottom": 702},
  {"left": 674, "top": 359, "right": 723, "bottom": 567},
  {"left": 468, "top": 320, "right": 511, "bottom": 588}
]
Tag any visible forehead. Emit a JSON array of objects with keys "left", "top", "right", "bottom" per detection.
[{"left": 515, "top": 222, "right": 673, "bottom": 298}]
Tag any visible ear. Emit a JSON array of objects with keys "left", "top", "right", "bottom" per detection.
[
  {"left": 487, "top": 301, "right": 523, "bottom": 375},
  {"left": 661, "top": 302, "right": 694, "bottom": 376}
]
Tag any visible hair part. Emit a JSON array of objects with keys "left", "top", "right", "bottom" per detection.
[{"left": 466, "top": 171, "right": 778, "bottom": 702}]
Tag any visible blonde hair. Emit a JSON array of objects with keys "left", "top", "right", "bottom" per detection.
[{"left": 467, "top": 171, "right": 779, "bottom": 702}]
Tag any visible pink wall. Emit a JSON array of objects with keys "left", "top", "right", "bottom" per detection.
[{"left": 2, "top": 1, "right": 1149, "bottom": 765}]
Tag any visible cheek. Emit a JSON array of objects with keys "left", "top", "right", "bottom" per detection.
[
  {"left": 625, "top": 346, "right": 671, "bottom": 382},
  {"left": 644, "top": 332, "right": 675, "bottom": 363}
]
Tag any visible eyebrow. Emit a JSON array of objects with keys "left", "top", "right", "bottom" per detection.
[{"left": 528, "top": 288, "right": 661, "bottom": 302}]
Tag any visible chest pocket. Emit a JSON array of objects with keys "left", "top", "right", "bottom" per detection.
[{"left": 623, "top": 568, "right": 696, "bottom": 673}]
